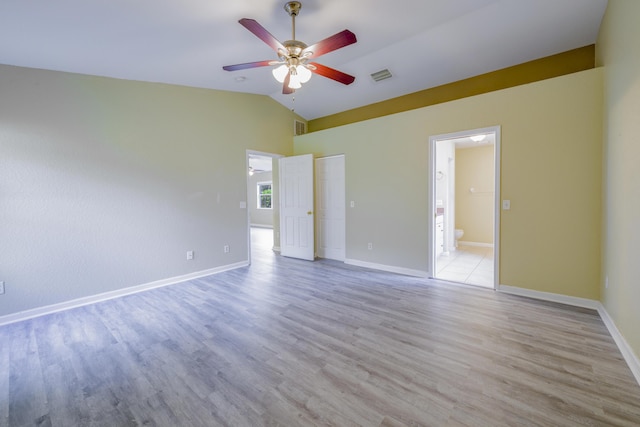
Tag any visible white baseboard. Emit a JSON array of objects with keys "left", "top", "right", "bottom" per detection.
[
  {"left": 498, "top": 284, "right": 600, "bottom": 309},
  {"left": 272, "top": 246, "right": 281, "bottom": 252},
  {"left": 344, "top": 259, "right": 428, "bottom": 278},
  {"left": 250, "top": 224, "right": 274, "bottom": 229},
  {"left": 0, "top": 261, "right": 249, "bottom": 327},
  {"left": 596, "top": 304, "right": 640, "bottom": 386},
  {"left": 498, "top": 284, "right": 640, "bottom": 387},
  {"left": 458, "top": 241, "right": 494, "bottom": 248}
]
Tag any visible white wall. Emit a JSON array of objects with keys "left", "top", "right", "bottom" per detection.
[
  {"left": 0, "top": 64, "right": 296, "bottom": 317},
  {"left": 435, "top": 140, "right": 456, "bottom": 252}
]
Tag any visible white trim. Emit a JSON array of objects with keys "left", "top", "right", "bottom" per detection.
[
  {"left": 458, "top": 241, "right": 494, "bottom": 248},
  {"left": 272, "top": 246, "right": 281, "bottom": 252},
  {"left": 0, "top": 261, "right": 249, "bottom": 327},
  {"left": 498, "top": 284, "right": 640, "bottom": 386},
  {"left": 498, "top": 284, "right": 600, "bottom": 309},
  {"left": 597, "top": 305, "right": 640, "bottom": 386},
  {"left": 344, "top": 259, "right": 428, "bottom": 278},
  {"left": 428, "top": 125, "right": 501, "bottom": 290}
]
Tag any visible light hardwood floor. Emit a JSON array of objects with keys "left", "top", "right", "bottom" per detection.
[{"left": 1, "top": 228, "right": 639, "bottom": 426}]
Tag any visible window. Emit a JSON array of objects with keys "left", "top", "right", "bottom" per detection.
[{"left": 257, "top": 182, "right": 272, "bottom": 209}]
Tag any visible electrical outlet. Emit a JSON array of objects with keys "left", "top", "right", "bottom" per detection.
[
  {"left": 367, "top": 243, "right": 373, "bottom": 250},
  {"left": 224, "top": 245, "right": 230, "bottom": 253},
  {"left": 187, "top": 251, "right": 194, "bottom": 260},
  {"left": 0, "top": 281, "right": 5, "bottom": 295}
]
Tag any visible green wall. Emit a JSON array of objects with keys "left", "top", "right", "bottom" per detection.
[{"left": 0, "top": 64, "right": 297, "bottom": 316}]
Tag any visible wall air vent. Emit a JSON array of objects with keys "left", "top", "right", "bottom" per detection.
[
  {"left": 370, "top": 68, "right": 393, "bottom": 82},
  {"left": 294, "top": 120, "right": 307, "bottom": 136}
]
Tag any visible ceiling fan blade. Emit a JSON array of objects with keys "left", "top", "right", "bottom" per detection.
[
  {"left": 283, "top": 73, "right": 295, "bottom": 95},
  {"left": 223, "top": 60, "right": 277, "bottom": 71},
  {"left": 302, "top": 30, "right": 357, "bottom": 59},
  {"left": 239, "top": 18, "right": 286, "bottom": 53},
  {"left": 309, "top": 62, "right": 355, "bottom": 85}
]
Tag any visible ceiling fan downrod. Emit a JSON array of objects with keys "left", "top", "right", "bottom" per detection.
[{"left": 284, "top": 1, "right": 301, "bottom": 40}]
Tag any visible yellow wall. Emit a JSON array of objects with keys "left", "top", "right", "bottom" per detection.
[
  {"left": 597, "top": 0, "right": 640, "bottom": 359},
  {"left": 455, "top": 145, "right": 494, "bottom": 245},
  {"left": 0, "top": 64, "right": 297, "bottom": 316},
  {"left": 295, "top": 68, "right": 602, "bottom": 300}
]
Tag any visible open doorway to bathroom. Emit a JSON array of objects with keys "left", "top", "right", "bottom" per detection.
[{"left": 428, "top": 127, "right": 500, "bottom": 289}]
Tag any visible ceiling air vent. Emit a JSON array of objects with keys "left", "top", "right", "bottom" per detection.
[
  {"left": 370, "top": 68, "right": 393, "bottom": 82},
  {"left": 294, "top": 120, "right": 307, "bottom": 136}
]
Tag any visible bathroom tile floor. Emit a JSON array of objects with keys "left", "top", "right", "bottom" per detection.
[{"left": 436, "top": 245, "right": 494, "bottom": 288}]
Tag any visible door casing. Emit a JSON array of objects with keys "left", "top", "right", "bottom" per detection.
[{"left": 428, "top": 126, "right": 501, "bottom": 289}]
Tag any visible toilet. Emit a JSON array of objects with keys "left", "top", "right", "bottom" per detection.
[{"left": 454, "top": 229, "right": 464, "bottom": 247}]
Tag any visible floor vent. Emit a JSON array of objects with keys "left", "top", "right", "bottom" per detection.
[
  {"left": 294, "top": 120, "right": 307, "bottom": 136},
  {"left": 370, "top": 68, "right": 393, "bottom": 82}
]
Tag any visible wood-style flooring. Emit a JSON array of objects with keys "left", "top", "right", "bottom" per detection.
[{"left": 1, "top": 227, "right": 639, "bottom": 426}]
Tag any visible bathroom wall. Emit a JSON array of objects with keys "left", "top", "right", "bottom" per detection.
[
  {"left": 435, "top": 140, "right": 456, "bottom": 252},
  {"left": 455, "top": 144, "right": 495, "bottom": 245}
]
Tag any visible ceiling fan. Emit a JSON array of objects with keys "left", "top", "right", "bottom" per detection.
[{"left": 222, "top": 1, "right": 357, "bottom": 94}]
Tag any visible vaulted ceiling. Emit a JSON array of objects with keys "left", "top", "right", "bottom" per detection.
[{"left": 0, "top": 0, "right": 607, "bottom": 120}]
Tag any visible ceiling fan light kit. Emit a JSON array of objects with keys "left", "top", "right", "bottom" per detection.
[{"left": 223, "top": 1, "right": 357, "bottom": 94}]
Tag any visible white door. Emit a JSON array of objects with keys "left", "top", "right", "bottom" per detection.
[
  {"left": 279, "top": 154, "right": 315, "bottom": 260},
  {"left": 316, "top": 156, "right": 345, "bottom": 261}
]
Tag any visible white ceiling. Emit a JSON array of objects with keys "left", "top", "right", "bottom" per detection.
[
  {"left": 249, "top": 155, "right": 274, "bottom": 173},
  {"left": 0, "top": 0, "right": 607, "bottom": 120}
]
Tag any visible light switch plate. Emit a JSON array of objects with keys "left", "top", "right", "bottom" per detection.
[{"left": 502, "top": 200, "right": 511, "bottom": 210}]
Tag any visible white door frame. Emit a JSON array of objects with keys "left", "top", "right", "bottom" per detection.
[
  {"left": 428, "top": 126, "right": 501, "bottom": 289},
  {"left": 246, "top": 150, "right": 283, "bottom": 265}
]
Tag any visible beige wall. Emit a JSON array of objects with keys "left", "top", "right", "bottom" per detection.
[
  {"left": 597, "top": 0, "right": 640, "bottom": 359},
  {"left": 455, "top": 145, "right": 494, "bottom": 245},
  {"left": 295, "top": 68, "right": 602, "bottom": 300},
  {"left": 0, "top": 64, "right": 296, "bottom": 317}
]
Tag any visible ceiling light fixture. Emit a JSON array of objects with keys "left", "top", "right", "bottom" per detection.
[
  {"left": 470, "top": 135, "right": 487, "bottom": 142},
  {"left": 222, "top": 1, "right": 356, "bottom": 94},
  {"left": 271, "top": 2, "right": 314, "bottom": 90}
]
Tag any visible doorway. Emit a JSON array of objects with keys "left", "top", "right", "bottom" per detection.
[
  {"left": 428, "top": 126, "right": 500, "bottom": 289},
  {"left": 246, "top": 150, "right": 283, "bottom": 264}
]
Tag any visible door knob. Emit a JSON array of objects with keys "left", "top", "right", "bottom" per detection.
[{"left": 307, "top": 211, "right": 313, "bottom": 215}]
